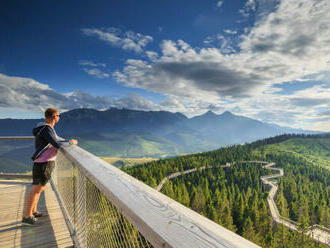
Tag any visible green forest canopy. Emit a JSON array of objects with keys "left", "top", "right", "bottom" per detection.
[{"left": 125, "top": 133, "right": 330, "bottom": 248}]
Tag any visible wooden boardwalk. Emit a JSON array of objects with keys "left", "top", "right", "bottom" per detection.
[
  {"left": 0, "top": 180, "right": 73, "bottom": 248},
  {"left": 156, "top": 161, "right": 330, "bottom": 246}
]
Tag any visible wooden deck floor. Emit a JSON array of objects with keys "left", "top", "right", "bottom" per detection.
[{"left": 0, "top": 180, "right": 74, "bottom": 248}]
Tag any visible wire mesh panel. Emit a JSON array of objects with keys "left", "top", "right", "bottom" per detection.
[{"left": 55, "top": 150, "right": 153, "bottom": 248}]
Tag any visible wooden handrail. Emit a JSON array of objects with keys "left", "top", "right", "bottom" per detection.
[{"left": 60, "top": 145, "right": 261, "bottom": 248}]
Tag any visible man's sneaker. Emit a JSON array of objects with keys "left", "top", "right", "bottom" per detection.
[
  {"left": 22, "top": 216, "right": 37, "bottom": 225},
  {"left": 33, "top": 211, "right": 43, "bottom": 218}
]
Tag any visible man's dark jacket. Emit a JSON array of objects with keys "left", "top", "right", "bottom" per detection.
[{"left": 31, "top": 122, "right": 69, "bottom": 161}]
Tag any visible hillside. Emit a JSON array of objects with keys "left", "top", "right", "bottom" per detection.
[
  {"left": 77, "top": 132, "right": 183, "bottom": 158},
  {"left": 0, "top": 140, "right": 34, "bottom": 173},
  {"left": 125, "top": 134, "right": 330, "bottom": 247},
  {"left": 259, "top": 137, "right": 330, "bottom": 168}
]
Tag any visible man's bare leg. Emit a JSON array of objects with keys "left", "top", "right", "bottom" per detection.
[
  {"left": 32, "top": 188, "right": 44, "bottom": 213},
  {"left": 24, "top": 184, "right": 46, "bottom": 218}
]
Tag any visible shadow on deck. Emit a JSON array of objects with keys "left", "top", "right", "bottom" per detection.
[{"left": 0, "top": 180, "right": 73, "bottom": 248}]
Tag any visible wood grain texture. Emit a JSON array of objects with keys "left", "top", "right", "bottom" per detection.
[{"left": 0, "top": 180, "right": 73, "bottom": 248}]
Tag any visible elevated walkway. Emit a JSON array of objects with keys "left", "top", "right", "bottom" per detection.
[
  {"left": 0, "top": 178, "right": 73, "bottom": 248},
  {"left": 0, "top": 137, "right": 261, "bottom": 248},
  {"left": 156, "top": 160, "right": 330, "bottom": 246}
]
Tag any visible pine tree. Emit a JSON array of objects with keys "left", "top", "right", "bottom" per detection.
[{"left": 242, "top": 217, "right": 260, "bottom": 244}]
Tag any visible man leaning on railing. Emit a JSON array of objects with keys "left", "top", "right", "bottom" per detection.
[{"left": 22, "top": 107, "right": 78, "bottom": 225}]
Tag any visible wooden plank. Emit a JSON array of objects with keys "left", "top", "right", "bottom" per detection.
[
  {"left": 60, "top": 146, "right": 261, "bottom": 248},
  {"left": 0, "top": 180, "right": 73, "bottom": 248},
  {"left": 44, "top": 180, "right": 74, "bottom": 248}
]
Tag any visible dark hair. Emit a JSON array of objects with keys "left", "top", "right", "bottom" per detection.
[{"left": 45, "top": 108, "right": 58, "bottom": 119}]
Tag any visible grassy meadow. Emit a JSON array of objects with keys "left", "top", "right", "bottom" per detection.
[{"left": 101, "top": 157, "right": 157, "bottom": 167}]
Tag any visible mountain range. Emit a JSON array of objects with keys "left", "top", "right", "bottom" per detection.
[{"left": 0, "top": 108, "right": 320, "bottom": 163}]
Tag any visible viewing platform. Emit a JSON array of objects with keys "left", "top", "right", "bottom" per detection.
[
  {"left": 0, "top": 137, "right": 261, "bottom": 248},
  {"left": 0, "top": 176, "right": 73, "bottom": 247}
]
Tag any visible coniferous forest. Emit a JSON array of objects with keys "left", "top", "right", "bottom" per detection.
[{"left": 125, "top": 134, "right": 330, "bottom": 247}]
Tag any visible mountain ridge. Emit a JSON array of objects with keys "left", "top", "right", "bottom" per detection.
[{"left": 0, "top": 108, "right": 322, "bottom": 159}]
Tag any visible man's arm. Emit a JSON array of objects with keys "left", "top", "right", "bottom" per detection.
[
  {"left": 42, "top": 126, "right": 63, "bottom": 149},
  {"left": 42, "top": 126, "right": 78, "bottom": 148}
]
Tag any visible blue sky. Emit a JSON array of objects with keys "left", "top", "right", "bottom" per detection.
[{"left": 1, "top": 0, "right": 330, "bottom": 131}]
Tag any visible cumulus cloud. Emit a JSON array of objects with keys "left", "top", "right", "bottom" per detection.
[
  {"left": 0, "top": 74, "right": 119, "bottom": 111},
  {"left": 110, "top": 0, "right": 330, "bottom": 130},
  {"left": 110, "top": 93, "right": 161, "bottom": 111},
  {"left": 113, "top": 39, "right": 263, "bottom": 100},
  {"left": 0, "top": 73, "right": 167, "bottom": 113},
  {"left": 222, "top": 83, "right": 330, "bottom": 130},
  {"left": 0, "top": 74, "right": 68, "bottom": 111},
  {"left": 160, "top": 96, "right": 187, "bottom": 113},
  {"left": 81, "top": 28, "right": 153, "bottom": 53},
  {"left": 145, "top": 51, "right": 159, "bottom": 61}
]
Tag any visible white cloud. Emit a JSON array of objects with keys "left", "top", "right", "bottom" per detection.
[
  {"left": 79, "top": 60, "right": 106, "bottom": 67},
  {"left": 223, "top": 29, "right": 237, "bottom": 34},
  {"left": 0, "top": 74, "right": 72, "bottom": 111},
  {"left": 83, "top": 68, "right": 110, "bottom": 79},
  {"left": 239, "top": 0, "right": 280, "bottom": 20},
  {"left": 216, "top": 1, "right": 223, "bottom": 8},
  {"left": 317, "top": 109, "right": 330, "bottom": 117},
  {"left": 288, "top": 85, "right": 330, "bottom": 108},
  {"left": 81, "top": 28, "right": 153, "bottom": 53},
  {"left": 1, "top": 71, "right": 328, "bottom": 130},
  {"left": 112, "top": 0, "right": 330, "bottom": 131},
  {"left": 113, "top": 39, "right": 263, "bottom": 100},
  {"left": 203, "top": 34, "right": 237, "bottom": 53},
  {"left": 110, "top": 93, "right": 161, "bottom": 111},
  {"left": 309, "top": 120, "right": 330, "bottom": 132},
  {"left": 0, "top": 74, "right": 120, "bottom": 111},
  {"left": 160, "top": 96, "right": 187, "bottom": 113},
  {"left": 116, "top": 0, "right": 330, "bottom": 100},
  {"left": 246, "top": 0, "right": 257, "bottom": 11},
  {"left": 220, "top": 83, "right": 330, "bottom": 131},
  {"left": 239, "top": 0, "right": 257, "bottom": 17},
  {"left": 145, "top": 51, "right": 159, "bottom": 61},
  {"left": 79, "top": 60, "right": 110, "bottom": 78},
  {"left": 0, "top": 73, "right": 165, "bottom": 113},
  {"left": 203, "top": 36, "right": 215, "bottom": 44}
]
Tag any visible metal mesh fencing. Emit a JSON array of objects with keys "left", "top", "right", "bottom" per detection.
[{"left": 54, "top": 150, "right": 153, "bottom": 248}]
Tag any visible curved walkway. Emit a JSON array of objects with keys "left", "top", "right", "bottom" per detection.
[{"left": 156, "top": 161, "right": 330, "bottom": 246}]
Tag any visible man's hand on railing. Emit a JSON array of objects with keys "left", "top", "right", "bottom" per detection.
[{"left": 70, "top": 139, "right": 78, "bottom": 145}]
